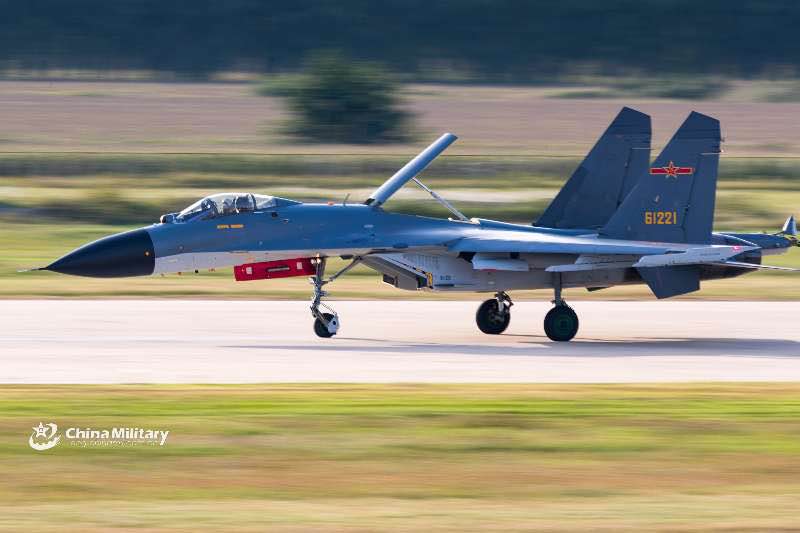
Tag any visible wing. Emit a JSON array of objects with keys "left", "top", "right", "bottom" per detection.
[
  {"left": 442, "top": 225, "right": 796, "bottom": 298},
  {"left": 447, "top": 228, "right": 676, "bottom": 256}
]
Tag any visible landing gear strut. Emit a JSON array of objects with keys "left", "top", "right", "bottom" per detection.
[
  {"left": 476, "top": 291, "right": 513, "bottom": 334},
  {"left": 309, "top": 257, "right": 361, "bottom": 338},
  {"left": 544, "top": 274, "right": 579, "bottom": 342}
]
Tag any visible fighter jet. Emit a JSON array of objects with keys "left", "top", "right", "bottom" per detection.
[{"left": 39, "top": 109, "right": 799, "bottom": 341}]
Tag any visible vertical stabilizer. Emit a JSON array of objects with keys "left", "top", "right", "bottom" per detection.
[
  {"left": 535, "top": 107, "right": 651, "bottom": 229},
  {"left": 601, "top": 111, "right": 721, "bottom": 244},
  {"left": 782, "top": 215, "right": 797, "bottom": 236}
]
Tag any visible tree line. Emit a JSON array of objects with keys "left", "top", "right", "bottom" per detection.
[{"left": 1, "top": 0, "right": 797, "bottom": 80}]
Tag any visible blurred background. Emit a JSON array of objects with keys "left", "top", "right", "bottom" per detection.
[{"left": 1, "top": 0, "right": 799, "bottom": 298}]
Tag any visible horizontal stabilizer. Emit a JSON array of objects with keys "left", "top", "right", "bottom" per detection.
[
  {"left": 637, "top": 265, "right": 700, "bottom": 299},
  {"left": 712, "top": 261, "right": 800, "bottom": 272}
]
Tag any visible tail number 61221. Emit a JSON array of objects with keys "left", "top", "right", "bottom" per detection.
[{"left": 644, "top": 211, "right": 678, "bottom": 225}]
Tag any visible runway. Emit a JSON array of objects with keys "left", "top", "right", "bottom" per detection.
[{"left": 2, "top": 300, "right": 799, "bottom": 383}]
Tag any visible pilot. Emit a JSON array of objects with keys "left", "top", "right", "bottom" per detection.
[
  {"left": 194, "top": 198, "right": 217, "bottom": 220},
  {"left": 235, "top": 195, "right": 253, "bottom": 213},
  {"left": 221, "top": 198, "right": 235, "bottom": 215}
]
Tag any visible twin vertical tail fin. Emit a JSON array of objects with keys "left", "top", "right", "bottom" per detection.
[
  {"left": 780, "top": 215, "right": 799, "bottom": 247},
  {"left": 601, "top": 111, "right": 722, "bottom": 244},
  {"left": 535, "top": 107, "right": 651, "bottom": 229},
  {"left": 601, "top": 111, "right": 721, "bottom": 299},
  {"left": 781, "top": 215, "right": 797, "bottom": 237}
]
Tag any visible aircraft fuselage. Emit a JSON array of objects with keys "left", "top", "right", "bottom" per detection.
[{"left": 45, "top": 202, "right": 789, "bottom": 294}]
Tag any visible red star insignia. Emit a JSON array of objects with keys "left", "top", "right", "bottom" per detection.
[{"left": 650, "top": 161, "right": 694, "bottom": 177}]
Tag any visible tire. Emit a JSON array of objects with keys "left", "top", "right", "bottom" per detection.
[
  {"left": 476, "top": 299, "right": 510, "bottom": 335},
  {"left": 313, "top": 313, "right": 337, "bottom": 338},
  {"left": 543, "top": 305, "right": 579, "bottom": 342}
]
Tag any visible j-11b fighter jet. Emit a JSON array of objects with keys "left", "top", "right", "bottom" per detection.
[{"left": 40, "top": 108, "right": 799, "bottom": 341}]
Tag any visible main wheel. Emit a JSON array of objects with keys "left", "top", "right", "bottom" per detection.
[
  {"left": 313, "top": 313, "right": 337, "bottom": 338},
  {"left": 543, "top": 305, "right": 579, "bottom": 342},
  {"left": 476, "top": 299, "right": 510, "bottom": 335}
]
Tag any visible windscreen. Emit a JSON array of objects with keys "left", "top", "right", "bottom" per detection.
[{"left": 177, "top": 193, "right": 265, "bottom": 222}]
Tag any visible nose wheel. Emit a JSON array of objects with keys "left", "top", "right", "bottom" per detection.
[
  {"left": 476, "top": 292, "right": 512, "bottom": 334},
  {"left": 544, "top": 275, "right": 579, "bottom": 342},
  {"left": 313, "top": 312, "right": 338, "bottom": 338},
  {"left": 309, "top": 257, "right": 361, "bottom": 338}
]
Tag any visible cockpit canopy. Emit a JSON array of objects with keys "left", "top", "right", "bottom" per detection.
[{"left": 174, "top": 193, "right": 297, "bottom": 222}]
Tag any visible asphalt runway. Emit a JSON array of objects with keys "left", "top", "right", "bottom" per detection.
[{"left": 2, "top": 300, "right": 799, "bottom": 383}]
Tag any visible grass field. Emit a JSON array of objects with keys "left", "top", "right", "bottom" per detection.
[{"left": 3, "top": 384, "right": 800, "bottom": 531}]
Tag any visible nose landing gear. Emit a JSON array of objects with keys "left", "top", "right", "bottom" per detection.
[
  {"left": 476, "top": 291, "right": 513, "bottom": 334},
  {"left": 309, "top": 257, "right": 361, "bottom": 338},
  {"left": 544, "top": 275, "right": 579, "bottom": 342},
  {"left": 313, "top": 312, "right": 338, "bottom": 338}
]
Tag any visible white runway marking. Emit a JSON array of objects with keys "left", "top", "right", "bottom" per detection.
[{"left": 1, "top": 300, "right": 799, "bottom": 383}]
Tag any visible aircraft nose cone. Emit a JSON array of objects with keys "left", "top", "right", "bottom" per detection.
[{"left": 46, "top": 228, "right": 155, "bottom": 277}]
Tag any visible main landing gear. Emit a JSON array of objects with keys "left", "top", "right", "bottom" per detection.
[
  {"left": 476, "top": 292, "right": 513, "bottom": 334},
  {"left": 309, "top": 257, "right": 362, "bottom": 338},
  {"left": 543, "top": 276, "right": 579, "bottom": 342},
  {"left": 474, "top": 277, "right": 579, "bottom": 341}
]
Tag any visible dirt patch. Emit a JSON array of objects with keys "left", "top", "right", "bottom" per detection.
[{"left": 2, "top": 81, "right": 800, "bottom": 156}]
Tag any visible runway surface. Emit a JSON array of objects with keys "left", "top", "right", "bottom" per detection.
[{"left": 2, "top": 300, "right": 799, "bottom": 383}]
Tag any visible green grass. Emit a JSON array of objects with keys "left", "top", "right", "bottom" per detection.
[{"left": 3, "top": 384, "right": 800, "bottom": 531}]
